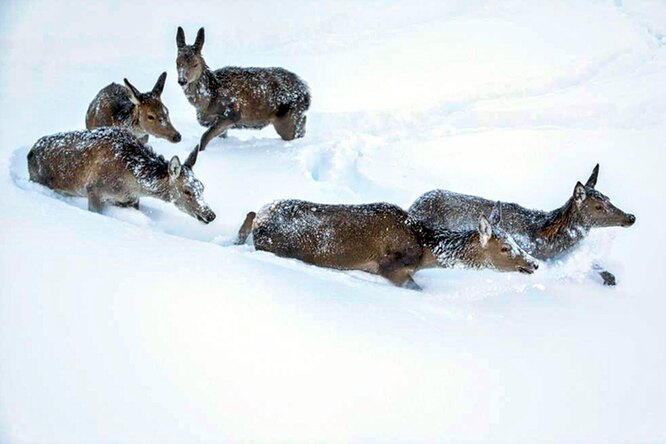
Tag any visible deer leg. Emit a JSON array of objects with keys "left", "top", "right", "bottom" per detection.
[
  {"left": 115, "top": 197, "right": 139, "bottom": 209},
  {"left": 236, "top": 212, "right": 256, "bottom": 245},
  {"left": 592, "top": 263, "right": 616, "bottom": 286},
  {"left": 273, "top": 115, "right": 297, "bottom": 141},
  {"left": 599, "top": 271, "right": 616, "bottom": 286},
  {"left": 382, "top": 268, "right": 421, "bottom": 290},
  {"left": 199, "top": 119, "right": 235, "bottom": 151},
  {"left": 274, "top": 109, "right": 308, "bottom": 141},
  {"left": 294, "top": 113, "right": 307, "bottom": 139},
  {"left": 126, "top": 198, "right": 139, "bottom": 210},
  {"left": 86, "top": 186, "right": 104, "bottom": 213}
]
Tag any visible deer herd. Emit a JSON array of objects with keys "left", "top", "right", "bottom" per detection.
[{"left": 26, "top": 27, "right": 636, "bottom": 290}]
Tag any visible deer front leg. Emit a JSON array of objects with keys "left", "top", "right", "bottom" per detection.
[
  {"left": 86, "top": 185, "right": 104, "bottom": 213},
  {"left": 381, "top": 266, "right": 421, "bottom": 291},
  {"left": 592, "top": 263, "right": 616, "bottom": 286},
  {"left": 198, "top": 118, "right": 235, "bottom": 151}
]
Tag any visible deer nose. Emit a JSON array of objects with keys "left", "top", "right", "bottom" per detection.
[
  {"left": 172, "top": 133, "right": 182, "bottom": 143},
  {"left": 533, "top": 263, "right": 539, "bottom": 270},
  {"left": 626, "top": 214, "right": 636, "bottom": 226},
  {"left": 178, "top": 79, "right": 187, "bottom": 86}
]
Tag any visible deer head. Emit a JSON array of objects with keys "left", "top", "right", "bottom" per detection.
[
  {"left": 476, "top": 203, "right": 540, "bottom": 274},
  {"left": 124, "top": 73, "right": 182, "bottom": 143},
  {"left": 176, "top": 27, "right": 207, "bottom": 87},
  {"left": 166, "top": 145, "right": 215, "bottom": 223},
  {"left": 572, "top": 164, "right": 636, "bottom": 228}
]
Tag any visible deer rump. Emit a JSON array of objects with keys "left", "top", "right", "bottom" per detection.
[{"left": 251, "top": 200, "right": 423, "bottom": 278}]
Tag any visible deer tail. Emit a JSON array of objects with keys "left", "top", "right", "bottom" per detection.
[{"left": 236, "top": 211, "right": 256, "bottom": 245}]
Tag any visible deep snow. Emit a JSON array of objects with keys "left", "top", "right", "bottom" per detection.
[{"left": 1, "top": 0, "right": 666, "bottom": 442}]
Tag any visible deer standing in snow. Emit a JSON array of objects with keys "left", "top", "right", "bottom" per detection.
[{"left": 176, "top": 27, "right": 310, "bottom": 151}]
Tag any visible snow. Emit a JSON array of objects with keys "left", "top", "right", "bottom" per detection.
[{"left": 1, "top": 0, "right": 666, "bottom": 442}]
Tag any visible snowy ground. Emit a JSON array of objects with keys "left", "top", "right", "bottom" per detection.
[{"left": 1, "top": 1, "right": 666, "bottom": 442}]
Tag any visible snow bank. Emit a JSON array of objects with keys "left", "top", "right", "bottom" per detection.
[{"left": 1, "top": 0, "right": 665, "bottom": 442}]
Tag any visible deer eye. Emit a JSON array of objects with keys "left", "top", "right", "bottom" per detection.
[
  {"left": 147, "top": 115, "right": 156, "bottom": 121},
  {"left": 501, "top": 246, "right": 510, "bottom": 254},
  {"left": 183, "top": 189, "right": 193, "bottom": 196},
  {"left": 595, "top": 205, "right": 604, "bottom": 211}
]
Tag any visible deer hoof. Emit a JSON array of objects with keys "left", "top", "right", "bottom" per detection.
[{"left": 600, "top": 271, "right": 616, "bottom": 286}]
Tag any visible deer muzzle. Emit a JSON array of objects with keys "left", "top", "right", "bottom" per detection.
[
  {"left": 623, "top": 214, "right": 636, "bottom": 227},
  {"left": 197, "top": 208, "right": 216, "bottom": 224}
]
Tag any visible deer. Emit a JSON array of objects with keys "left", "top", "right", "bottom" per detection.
[
  {"left": 175, "top": 27, "right": 311, "bottom": 151},
  {"left": 27, "top": 127, "right": 216, "bottom": 223},
  {"left": 86, "top": 72, "right": 182, "bottom": 145},
  {"left": 235, "top": 200, "right": 538, "bottom": 290},
  {"left": 408, "top": 164, "right": 636, "bottom": 285}
]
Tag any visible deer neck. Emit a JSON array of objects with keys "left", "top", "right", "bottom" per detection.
[
  {"left": 535, "top": 198, "right": 589, "bottom": 256},
  {"left": 184, "top": 65, "right": 217, "bottom": 108},
  {"left": 122, "top": 150, "right": 173, "bottom": 202},
  {"left": 127, "top": 105, "right": 147, "bottom": 139},
  {"left": 420, "top": 227, "right": 482, "bottom": 269}
]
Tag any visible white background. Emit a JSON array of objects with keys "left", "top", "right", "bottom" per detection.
[{"left": 1, "top": 1, "right": 665, "bottom": 442}]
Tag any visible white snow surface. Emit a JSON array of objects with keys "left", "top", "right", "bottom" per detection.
[{"left": 1, "top": 1, "right": 666, "bottom": 442}]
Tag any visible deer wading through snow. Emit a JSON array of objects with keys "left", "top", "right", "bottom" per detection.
[
  {"left": 408, "top": 164, "right": 636, "bottom": 285},
  {"left": 236, "top": 199, "right": 538, "bottom": 290},
  {"left": 27, "top": 127, "right": 216, "bottom": 223}
]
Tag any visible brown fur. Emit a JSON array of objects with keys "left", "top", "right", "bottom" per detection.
[
  {"left": 408, "top": 164, "right": 636, "bottom": 285},
  {"left": 236, "top": 200, "right": 538, "bottom": 290},
  {"left": 176, "top": 27, "right": 310, "bottom": 150},
  {"left": 86, "top": 73, "right": 181, "bottom": 144},
  {"left": 27, "top": 127, "right": 215, "bottom": 223}
]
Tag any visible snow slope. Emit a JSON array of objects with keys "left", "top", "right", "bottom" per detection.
[{"left": 1, "top": 0, "right": 666, "bottom": 442}]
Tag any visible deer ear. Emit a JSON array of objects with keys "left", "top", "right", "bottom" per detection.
[
  {"left": 168, "top": 156, "right": 182, "bottom": 179},
  {"left": 585, "top": 163, "right": 599, "bottom": 188},
  {"left": 152, "top": 72, "right": 167, "bottom": 97},
  {"left": 489, "top": 201, "right": 502, "bottom": 225},
  {"left": 478, "top": 215, "right": 492, "bottom": 247},
  {"left": 176, "top": 26, "right": 186, "bottom": 48},
  {"left": 124, "top": 78, "right": 142, "bottom": 105},
  {"left": 184, "top": 145, "right": 199, "bottom": 168},
  {"left": 194, "top": 27, "right": 205, "bottom": 52},
  {"left": 574, "top": 181, "right": 587, "bottom": 207}
]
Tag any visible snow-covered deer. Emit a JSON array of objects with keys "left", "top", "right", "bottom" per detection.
[
  {"left": 27, "top": 127, "right": 215, "bottom": 223},
  {"left": 236, "top": 200, "right": 538, "bottom": 290},
  {"left": 86, "top": 72, "right": 182, "bottom": 144},
  {"left": 176, "top": 27, "right": 310, "bottom": 150},
  {"left": 408, "top": 164, "right": 635, "bottom": 285},
  {"left": 86, "top": 72, "right": 181, "bottom": 144}
]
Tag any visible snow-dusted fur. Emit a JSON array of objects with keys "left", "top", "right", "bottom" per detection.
[
  {"left": 176, "top": 27, "right": 310, "bottom": 150},
  {"left": 408, "top": 165, "right": 635, "bottom": 284},
  {"left": 85, "top": 73, "right": 181, "bottom": 144},
  {"left": 27, "top": 127, "right": 215, "bottom": 222},
  {"left": 238, "top": 200, "right": 538, "bottom": 289}
]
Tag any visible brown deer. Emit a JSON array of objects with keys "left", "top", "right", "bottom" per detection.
[
  {"left": 176, "top": 27, "right": 311, "bottom": 150},
  {"left": 236, "top": 200, "right": 538, "bottom": 290},
  {"left": 86, "top": 72, "right": 182, "bottom": 144},
  {"left": 408, "top": 164, "right": 635, "bottom": 285},
  {"left": 27, "top": 127, "right": 215, "bottom": 223}
]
